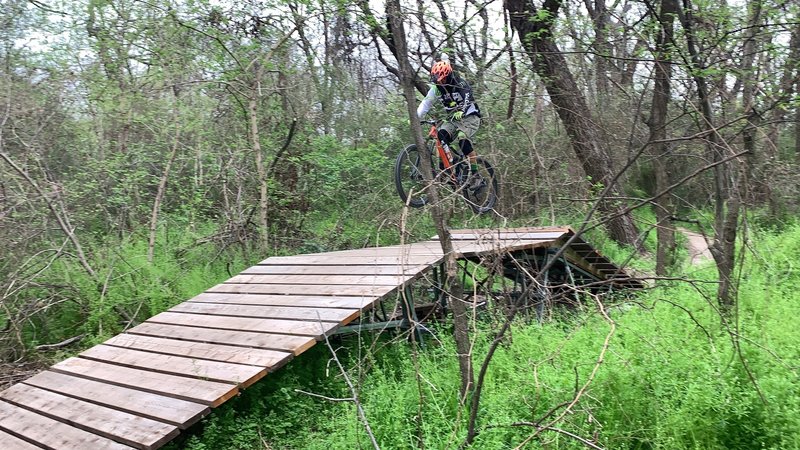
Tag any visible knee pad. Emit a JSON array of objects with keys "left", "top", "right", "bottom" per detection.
[
  {"left": 437, "top": 128, "right": 453, "bottom": 144},
  {"left": 459, "top": 138, "right": 473, "bottom": 156}
]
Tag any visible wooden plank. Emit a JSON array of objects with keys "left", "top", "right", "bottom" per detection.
[
  {"left": 449, "top": 226, "right": 571, "bottom": 232},
  {"left": 1, "top": 384, "right": 178, "bottom": 450},
  {"left": 447, "top": 226, "right": 572, "bottom": 235},
  {"left": 297, "top": 241, "right": 446, "bottom": 254},
  {"left": 23, "top": 371, "right": 208, "bottom": 429},
  {"left": 147, "top": 312, "right": 338, "bottom": 337},
  {"left": 313, "top": 241, "right": 549, "bottom": 258},
  {"left": 0, "top": 429, "right": 41, "bottom": 450},
  {"left": 450, "top": 240, "right": 552, "bottom": 256},
  {"left": 207, "top": 283, "right": 395, "bottom": 296},
  {"left": 226, "top": 273, "right": 412, "bottom": 286},
  {"left": 170, "top": 302, "right": 359, "bottom": 323},
  {"left": 51, "top": 357, "right": 237, "bottom": 407},
  {"left": 563, "top": 248, "right": 607, "bottom": 281},
  {"left": 0, "top": 400, "right": 134, "bottom": 450},
  {"left": 241, "top": 264, "right": 428, "bottom": 276},
  {"left": 446, "top": 231, "right": 564, "bottom": 241},
  {"left": 127, "top": 323, "right": 315, "bottom": 355},
  {"left": 205, "top": 282, "right": 390, "bottom": 297},
  {"left": 256, "top": 255, "right": 441, "bottom": 266},
  {"left": 582, "top": 254, "right": 610, "bottom": 261},
  {"left": 450, "top": 238, "right": 545, "bottom": 248},
  {"left": 79, "top": 346, "right": 266, "bottom": 388},
  {"left": 189, "top": 293, "right": 377, "bottom": 310},
  {"left": 104, "top": 334, "right": 292, "bottom": 369},
  {"left": 307, "top": 248, "right": 443, "bottom": 257}
]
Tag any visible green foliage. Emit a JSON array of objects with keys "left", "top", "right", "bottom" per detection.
[
  {"left": 6, "top": 220, "right": 251, "bottom": 351},
  {"left": 300, "top": 134, "right": 407, "bottom": 250}
]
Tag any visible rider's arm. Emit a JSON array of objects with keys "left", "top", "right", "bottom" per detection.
[{"left": 416, "top": 85, "right": 437, "bottom": 119}]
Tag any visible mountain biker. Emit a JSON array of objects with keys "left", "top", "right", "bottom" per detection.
[{"left": 416, "top": 54, "right": 484, "bottom": 191}]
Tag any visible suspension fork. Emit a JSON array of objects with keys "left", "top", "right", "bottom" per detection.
[{"left": 429, "top": 125, "right": 457, "bottom": 183}]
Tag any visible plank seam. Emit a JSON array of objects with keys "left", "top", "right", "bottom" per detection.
[
  {"left": 48, "top": 366, "right": 227, "bottom": 406},
  {"left": 125, "top": 324, "right": 315, "bottom": 351},
  {"left": 20, "top": 379, "right": 204, "bottom": 429},
  {"left": 162, "top": 310, "right": 349, "bottom": 323},
  {"left": 0, "top": 407, "right": 49, "bottom": 449},
  {"left": 204, "top": 290, "right": 396, "bottom": 298},
  {"left": 221, "top": 281, "right": 405, "bottom": 286},
  {"left": 125, "top": 329, "right": 307, "bottom": 354},
  {"left": 100, "top": 341, "right": 291, "bottom": 369},
  {"left": 185, "top": 299, "right": 371, "bottom": 311},
  {"left": 144, "top": 317, "right": 336, "bottom": 339},
  {"left": 0, "top": 398, "right": 155, "bottom": 449}
]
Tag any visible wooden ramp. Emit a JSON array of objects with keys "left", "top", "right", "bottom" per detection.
[{"left": 0, "top": 227, "right": 638, "bottom": 449}]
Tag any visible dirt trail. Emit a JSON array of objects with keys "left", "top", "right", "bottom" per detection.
[{"left": 678, "top": 227, "right": 713, "bottom": 265}]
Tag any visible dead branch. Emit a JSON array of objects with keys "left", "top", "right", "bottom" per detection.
[
  {"left": 267, "top": 117, "right": 298, "bottom": 177},
  {"left": 0, "top": 152, "right": 98, "bottom": 283},
  {"left": 35, "top": 334, "right": 85, "bottom": 351},
  {"left": 504, "top": 422, "right": 604, "bottom": 449},
  {"left": 514, "top": 293, "right": 615, "bottom": 449},
  {"left": 314, "top": 315, "right": 380, "bottom": 450}
]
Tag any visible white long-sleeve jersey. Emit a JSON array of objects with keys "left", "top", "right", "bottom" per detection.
[{"left": 417, "top": 77, "right": 481, "bottom": 119}]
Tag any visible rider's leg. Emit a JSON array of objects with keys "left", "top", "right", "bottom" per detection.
[
  {"left": 436, "top": 128, "right": 455, "bottom": 168},
  {"left": 458, "top": 132, "right": 478, "bottom": 174},
  {"left": 460, "top": 134, "right": 483, "bottom": 191},
  {"left": 437, "top": 128, "right": 453, "bottom": 145},
  {"left": 454, "top": 115, "right": 481, "bottom": 173}
]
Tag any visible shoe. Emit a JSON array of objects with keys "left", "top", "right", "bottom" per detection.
[{"left": 466, "top": 173, "right": 486, "bottom": 192}]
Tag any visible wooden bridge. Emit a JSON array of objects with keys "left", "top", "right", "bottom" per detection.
[{"left": 0, "top": 227, "right": 639, "bottom": 449}]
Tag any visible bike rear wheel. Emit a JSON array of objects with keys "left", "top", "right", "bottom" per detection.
[
  {"left": 395, "top": 143, "right": 435, "bottom": 208},
  {"left": 463, "top": 156, "right": 499, "bottom": 214}
]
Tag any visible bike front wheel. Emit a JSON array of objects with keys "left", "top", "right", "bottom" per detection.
[
  {"left": 394, "top": 143, "right": 435, "bottom": 208},
  {"left": 463, "top": 156, "right": 499, "bottom": 214}
]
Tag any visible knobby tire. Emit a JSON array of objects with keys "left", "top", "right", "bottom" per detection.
[
  {"left": 395, "top": 144, "right": 499, "bottom": 215},
  {"left": 394, "top": 143, "right": 432, "bottom": 208}
]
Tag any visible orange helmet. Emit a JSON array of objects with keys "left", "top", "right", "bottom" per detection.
[{"left": 430, "top": 60, "right": 453, "bottom": 84}]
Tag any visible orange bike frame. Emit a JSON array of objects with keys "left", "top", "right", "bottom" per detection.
[{"left": 429, "top": 124, "right": 457, "bottom": 183}]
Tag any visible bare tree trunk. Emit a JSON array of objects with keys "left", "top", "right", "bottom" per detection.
[
  {"left": 677, "top": 0, "right": 742, "bottom": 311},
  {"left": 796, "top": 84, "right": 800, "bottom": 162},
  {"left": 648, "top": 0, "right": 677, "bottom": 275},
  {"left": 505, "top": 8, "right": 518, "bottom": 120},
  {"left": 148, "top": 100, "right": 181, "bottom": 263},
  {"left": 740, "top": 0, "right": 761, "bottom": 203},
  {"left": 506, "top": 0, "right": 641, "bottom": 248},
  {"left": 358, "top": 0, "right": 429, "bottom": 95},
  {"left": 386, "top": 0, "right": 474, "bottom": 401},
  {"left": 621, "top": 38, "right": 647, "bottom": 89},
  {"left": 768, "top": 22, "right": 800, "bottom": 161},
  {"left": 250, "top": 64, "right": 269, "bottom": 253},
  {"left": 533, "top": 82, "right": 546, "bottom": 137},
  {"left": 585, "top": 0, "right": 611, "bottom": 99},
  {"left": 796, "top": 75, "right": 800, "bottom": 163}
]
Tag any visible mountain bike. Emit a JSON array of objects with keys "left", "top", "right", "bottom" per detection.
[{"left": 394, "top": 119, "right": 499, "bottom": 214}]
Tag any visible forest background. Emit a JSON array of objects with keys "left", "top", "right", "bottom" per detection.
[{"left": 2, "top": 0, "right": 800, "bottom": 448}]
